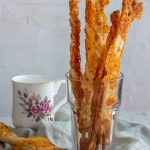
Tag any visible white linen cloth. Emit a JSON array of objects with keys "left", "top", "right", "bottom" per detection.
[{"left": 0, "top": 104, "right": 150, "bottom": 150}]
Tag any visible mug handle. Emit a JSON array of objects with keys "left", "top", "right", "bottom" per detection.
[{"left": 52, "top": 80, "right": 67, "bottom": 116}]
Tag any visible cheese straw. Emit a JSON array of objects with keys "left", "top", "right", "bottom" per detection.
[
  {"left": 89, "top": 0, "right": 143, "bottom": 149},
  {"left": 69, "top": 0, "right": 84, "bottom": 102},
  {"left": 98, "top": 11, "right": 121, "bottom": 146},
  {"left": 68, "top": 0, "right": 143, "bottom": 150},
  {"left": 76, "top": 1, "right": 97, "bottom": 149},
  {"left": 106, "top": 11, "right": 121, "bottom": 53},
  {"left": 88, "top": 1, "right": 111, "bottom": 149},
  {"left": 103, "top": 0, "right": 143, "bottom": 80},
  {"left": 69, "top": 2, "right": 85, "bottom": 149},
  {"left": 84, "top": 0, "right": 97, "bottom": 80},
  {"left": 69, "top": 0, "right": 82, "bottom": 80},
  {"left": 95, "top": 0, "right": 110, "bottom": 80},
  {"left": 90, "top": 0, "right": 119, "bottom": 149},
  {"left": 99, "top": 0, "right": 143, "bottom": 148}
]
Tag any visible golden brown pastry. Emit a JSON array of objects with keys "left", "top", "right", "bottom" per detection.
[
  {"left": 68, "top": 0, "right": 143, "bottom": 150},
  {"left": 106, "top": 10, "right": 121, "bottom": 53},
  {"left": 95, "top": 0, "right": 110, "bottom": 80},
  {"left": 69, "top": 0, "right": 82, "bottom": 80},
  {"left": 69, "top": 3, "right": 85, "bottom": 149},
  {"left": 84, "top": 0, "right": 97, "bottom": 80},
  {"left": 103, "top": 0, "right": 143, "bottom": 80},
  {"left": 95, "top": 1, "right": 143, "bottom": 149},
  {"left": 0, "top": 123, "right": 66, "bottom": 150}
]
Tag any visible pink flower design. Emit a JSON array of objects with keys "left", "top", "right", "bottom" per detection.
[
  {"left": 43, "top": 102, "right": 50, "bottom": 112},
  {"left": 31, "top": 105, "right": 40, "bottom": 115},
  {"left": 18, "top": 89, "right": 53, "bottom": 122}
]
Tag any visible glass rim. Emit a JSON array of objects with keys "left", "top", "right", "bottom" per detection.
[{"left": 66, "top": 72, "right": 124, "bottom": 82}]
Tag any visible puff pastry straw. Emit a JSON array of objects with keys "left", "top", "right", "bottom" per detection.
[
  {"left": 103, "top": 0, "right": 143, "bottom": 80},
  {"left": 101, "top": 0, "right": 143, "bottom": 122},
  {"left": 69, "top": 0, "right": 84, "bottom": 102},
  {"left": 69, "top": 0, "right": 82, "bottom": 80},
  {"left": 106, "top": 10, "right": 121, "bottom": 55},
  {"left": 69, "top": 0, "right": 85, "bottom": 140},
  {"left": 102, "top": 0, "right": 143, "bottom": 133},
  {"left": 84, "top": 0, "right": 97, "bottom": 80},
  {"left": 89, "top": 0, "right": 110, "bottom": 149},
  {"left": 69, "top": 1, "right": 85, "bottom": 148},
  {"left": 89, "top": 0, "right": 143, "bottom": 149},
  {"left": 96, "top": 10, "right": 120, "bottom": 80},
  {"left": 85, "top": 0, "right": 110, "bottom": 132},
  {"left": 95, "top": 0, "right": 110, "bottom": 80},
  {"left": 69, "top": 0, "right": 143, "bottom": 150},
  {"left": 101, "top": 0, "right": 143, "bottom": 148},
  {"left": 69, "top": 1, "right": 91, "bottom": 150}
]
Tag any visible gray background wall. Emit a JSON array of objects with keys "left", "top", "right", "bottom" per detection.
[{"left": 0, "top": 0, "right": 149, "bottom": 116}]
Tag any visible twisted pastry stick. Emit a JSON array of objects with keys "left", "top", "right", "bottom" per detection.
[
  {"left": 69, "top": 0, "right": 82, "bottom": 81},
  {"left": 99, "top": 0, "right": 143, "bottom": 147},
  {"left": 76, "top": 1, "right": 97, "bottom": 149},
  {"left": 103, "top": 0, "right": 143, "bottom": 80},
  {"left": 96, "top": 10, "right": 120, "bottom": 80},
  {"left": 106, "top": 10, "right": 121, "bottom": 52},
  {"left": 100, "top": 0, "right": 143, "bottom": 118},
  {"left": 95, "top": 0, "right": 109, "bottom": 46},
  {"left": 84, "top": 1, "right": 110, "bottom": 149},
  {"left": 102, "top": 0, "right": 143, "bottom": 107},
  {"left": 95, "top": 0, "right": 110, "bottom": 80},
  {"left": 89, "top": 9, "right": 120, "bottom": 150},
  {"left": 69, "top": 1, "right": 88, "bottom": 149},
  {"left": 101, "top": 1, "right": 142, "bottom": 145},
  {"left": 101, "top": 0, "right": 143, "bottom": 143},
  {"left": 99, "top": 10, "right": 121, "bottom": 123},
  {"left": 69, "top": 0, "right": 83, "bottom": 108},
  {"left": 84, "top": 0, "right": 97, "bottom": 80},
  {"left": 89, "top": 0, "right": 143, "bottom": 149},
  {"left": 84, "top": 0, "right": 110, "bottom": 80},
  {"left": 69, "top": 0, "right": 143, "bottom": 150},
  {"left": 103, "top": 0, "right": 143, "bottom": 118}
]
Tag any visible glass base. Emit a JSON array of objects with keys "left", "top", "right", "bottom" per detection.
[{"left": 69, "top": 101, "right": 120, "bottom": 150}]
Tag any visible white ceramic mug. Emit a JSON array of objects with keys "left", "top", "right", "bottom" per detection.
[{"left": 12, "top": 75, "right": 67, "bottom": 128}]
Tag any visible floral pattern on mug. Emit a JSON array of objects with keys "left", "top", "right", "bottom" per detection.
[{"left": 18, "top": 89, "right": 53, "bottom": 122}]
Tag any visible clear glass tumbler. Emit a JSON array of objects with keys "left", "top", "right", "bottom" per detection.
[{"left": 66, "top": 73, "right": 124, "bottom": 150}]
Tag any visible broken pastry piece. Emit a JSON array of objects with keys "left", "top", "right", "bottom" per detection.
[{"left": 0, "top": 123, "right": 66, "bottom": 150}]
